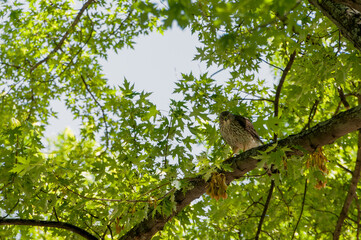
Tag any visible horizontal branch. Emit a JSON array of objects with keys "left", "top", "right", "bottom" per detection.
[
  {"left": 121, "top": 105, "right": 361, "bottom": 239},
  {"left": 0, "top": 218, "right": 98, "bottom": 240}
]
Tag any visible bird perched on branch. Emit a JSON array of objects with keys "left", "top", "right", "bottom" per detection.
[{"left": 219, "top": 111, "right": 262, "bottom": 154}]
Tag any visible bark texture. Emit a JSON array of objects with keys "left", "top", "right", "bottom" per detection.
[
  {"left": 121, "top": 106, "right": 361, "bottom": 240},
  {"left": 308, "top": 0, "right": 361, "bottom": 52}
]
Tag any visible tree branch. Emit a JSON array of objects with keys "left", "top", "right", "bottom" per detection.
[
  {"left": 274, "top": 50, "right": 297, "bottom": 140},
  {"left": 338, "top": 87, "right": 350, "bottom": 110},
  {"left": 274, "top": 50, "right": 297, "bottom": 120},
  {"left": 333, "top": 98, "right": 361, "bottom": 240},
  {"left": 0, "top": 218, "right": 98, "bottom": 240},
  {"left": 255, "top": 180, "right": 275, "bottom": 240},
  {"left": 291, "top": 179, "right": 308, "bottom": 239},
  {"left": 80, "top": 75, "right": 110, "bottom": 151},
  {"left": 308, "top": 0, "right": 361, "bottom": 52},
  {"left": 30, "top": 0, "right": 95, "bottom": 72},
  {"left": 333, "top": 0, "right": 361, "bottom": 12},
  {"left": 355, "top": 194, "right": 361, "bottom": 240},
  {"left": 120, "top": 105, "right": 361, "bottom": 240}
]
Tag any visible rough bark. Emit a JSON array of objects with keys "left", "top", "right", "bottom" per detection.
[
  {"left": 333, "top": 0, "right": 361, "bottom": 12},
  {"left": 121, "top": 106, "right": 361, "bottom": 240},
  {"left": 308, "top": 0, "right": 361, "bottom": 52},
  {"left": 0, "top": 219, "right": 98, "bottom": 240}
]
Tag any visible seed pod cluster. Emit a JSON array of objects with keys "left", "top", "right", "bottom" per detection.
[
  {"left": 306, "top": 147, "right": 328, "bottom": 189},
  {"left": 206, "top": 172, "right": 228, "bottom": 200}
]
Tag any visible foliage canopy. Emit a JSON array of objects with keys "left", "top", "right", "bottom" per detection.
[{"left": 1, "top": 0, "right": 361, "bottom": 239}]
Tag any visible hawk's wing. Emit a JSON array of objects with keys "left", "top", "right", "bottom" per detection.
[{"left": 234, "top": 115, "right": 263, "bottom": 144}]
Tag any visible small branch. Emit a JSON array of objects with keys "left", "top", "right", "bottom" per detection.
[
  {"left": 55, "top": 172, "right": 171, "bottom": 203},
  {"left": 62, "top": 181, "right": 148, "bottom": 203},
  {"left": 1, "top": 62, "right": 23, "bottom": 69},
  {"left": 260, "top": 58, "right": 284, "bottom": 71},
  {"left": 336, "top": 162, "right": 352, "bottom": 174},
  {"left": 107, "top": 224, "right": 114, "bottom": 240},
  {"left": 242, "top": 97, "right": 274, "bottom": 103},
  {"left": 338, "top": 87, "right": 350, "bottom": 110},
  {"left": 255, "top": 180, "right": 275, "bottom": 240},
  {"left": 80, "top": 75, "right": 109, "bottom": 151},
  {"left": 0, "top": 218, "right": 98, "bottom": 240},
  {"left": 274, "top": 50, "right": 297, "bottom": 140},
  {"left": 30, "top": 0, "right": 95, "bottom": 72},
  {"left": 163, "top": 115, "right": 173, "bottom": 169},
  {"left": 355, "top": 194, "right": 361, "bottom": 240},
  {"left": 334, "top": 101, "right": 342, "bottom": 116},
  {"left": 57, "top": 14, "right": 95, "bottom": 78},
  {"left": 291, "top": 179, "right": 308, "bottom": 239},
  {"left": 210, "top": 69, "right": 225, "bottom": 78},
  {"left": 83, "top": 220, "right": 102, "bottom": 240},
  {"left": 302, "top": 99, "right": 319, "bottom": 131},
  {"left": 274, "top": 50, "right": 297, "bottom": 119},
  {"left": 0, "top": 200, "right": 19, "bottom": 220},
  {"left": 333, "top": 99, "right": 361, "bottom": 239},
  {"left": 53, "top": 207, "right": 60, "bottom": 222}
]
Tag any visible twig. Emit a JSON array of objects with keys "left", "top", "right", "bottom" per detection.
[
  {"left": 210, "top": 69, "right": 225, "bottom": 78},
  {"left": 30, "top": 0, "right": 95, "bottom": 72},
  {"left": 302, "top": 99, "right": 319, "bottom": 131},
  {"left": 255, "top": 179, "right": 275, "bottom": 240},
  {"left": 80, "top": 75, "right": 109, "bottom": 151},
  {"left": 0, "top": 199, "right": 19, "bottom": 220},
  {"left": 336, "top": 162, "right": 352, "bottom": 174},
  {"left": 291, "top": 179, "right": 308, "bottom": 239},
  {"left": 62, "top": 182, "right": 148, "bottom": 203},
  {"left": 355, "top": 194, "right": 360, "bottom": 240},
  {"left": 163, "top": 115, "right": 173, "bottom": 168},
  {"left": 83, "top": 219, "right": 102, "bottom": 239},
  {"left": 107, "top": 224, "right": 114, "bottom": 240},
  {"left": 1, "top": 62, "right": 23, "bottom": 69},
  {"left": 274, "top": 50, "right": 297, "bottom": 140},
  {"left": 334, "top": 101, "right": 342, "bottom": 116},
  {"left": 260, "top": 58, "right": 284, "bottom": 71},
  {"left": 53, "top": 207, "right": 60, "bottom": 222},
  {"left": 57, "top": 13, "right": 95, "bottom": 78},
  {"left": 274, "top": 50, "right": 297, "bottom": 117},
  {"left": 242, "top": 97, "right": 274, "bottom": 103},
  {"left": 0, "top": 218, "right": 98, "bottom": 240},
  {"left": 55, "top": 171, "right": 171, "bottom": 203},
  {"left": 338, "top": 87, "right": 350, "bottom": 110},
  {"left": 333, "top": 104, "right": 361, "bottom": 239}
]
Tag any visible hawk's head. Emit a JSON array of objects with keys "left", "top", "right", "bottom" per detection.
[{"left": 219, "top": 111, "right": 233, "bottom": 124}]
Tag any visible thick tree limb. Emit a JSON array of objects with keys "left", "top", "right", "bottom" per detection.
[
  {"left": 308, "top": 0, "right": 361, "bottom": 52},
  {"left": 0, "top": 218, "right": 98, "bottom": 240},
  {"left": 121, "top": 106, "right": 361, "bottom": 240},
  {"left": 333, "top": 0, "right": 361, "bottom": 12}
]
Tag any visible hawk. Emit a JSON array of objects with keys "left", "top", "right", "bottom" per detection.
[{"left": 219, "top": 111, "right": 262, "bottom": 154}]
